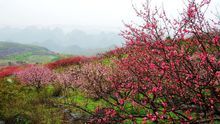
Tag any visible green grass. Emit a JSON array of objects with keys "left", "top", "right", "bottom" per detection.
[
  {"left": 0, "top": 77, "right": 106, "bottom": 123},
  {"left": 0, "top": 52, "right": 60, "bottom": 65},
  {"left": 26, "top": 55, "right": 59, "bottom": 63},
  {"left": 5, "top": 52, "right": 33, "bottom": 61},
  {"left": 53, "top": 88, "right": 108, "bottom": 112}
]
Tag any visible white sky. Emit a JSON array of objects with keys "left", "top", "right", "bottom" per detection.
[{"left": 0, "top": 0, "right": 219, "bottom": 29}]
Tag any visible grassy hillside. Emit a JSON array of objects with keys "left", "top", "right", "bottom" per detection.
[{"left": 0, "top": 41, "right": 60, "bottom": 66}]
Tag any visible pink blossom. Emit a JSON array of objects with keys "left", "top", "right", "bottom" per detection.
[{"left": 16, "top": 65, "right": 54, "bottom": 89}]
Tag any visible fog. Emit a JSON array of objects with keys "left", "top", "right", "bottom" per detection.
[
  {"left": 0, "top": 0, "right": 219, "bottom": 54},
  {"left": 0, "top": 26, "right": 124, "bottom": 55},
  {"left": 0, "top": 0, "right": 219, "bottom": 27},
  {"left": 0, "top": 0, "right": 135, "bottom": 27}
]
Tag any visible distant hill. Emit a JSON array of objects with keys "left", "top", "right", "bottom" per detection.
[
  {"left": 0, "top": 27, "right": 124, "bottom": 54},
  {"left": 0, "top": 41, "right": 60, "bottom": 66},
  {"left": 59, "top": 45, "right": 117, "bottom": 56}
]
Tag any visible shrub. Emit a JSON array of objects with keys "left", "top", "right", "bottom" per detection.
[
  {"left": 0, "top": 66, "right": 21, "bottom": 78},
  {"left": 46, "top": 56, "right": 86, "bottom": 69}
]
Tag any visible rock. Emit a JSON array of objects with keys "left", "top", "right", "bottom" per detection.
[
  {"left": 0, "top": 120, "right": 5, "bottom": 124},
  {"left": 63, "top": 109, "right": 84, "bottom": 123},
  {"left": 6, "top": 78, "right": 13, "bottom": 83},
  {"left": 70, "top": 113, "right": 82, "bottom": 120}
]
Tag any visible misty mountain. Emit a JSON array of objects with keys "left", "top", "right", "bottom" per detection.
[
  {"left": 61, "top": 45, "right": 116, "bottom": 56},
  {"left": 0, "top": 26, "right": 124, "bottom": 55}
]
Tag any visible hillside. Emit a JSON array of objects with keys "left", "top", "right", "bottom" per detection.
[{"left": 0, "top": 41, "right": 60, "bottom": 66}]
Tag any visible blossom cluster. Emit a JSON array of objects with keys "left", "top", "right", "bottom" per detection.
[
  {"left": 78, "top": 62, "right": 113, "bottom": 98},
  {"left": 16, "top": 65, "right": 55, "bottom": 89},
  {"left": 89, "top": 0, "right": 220, "bottom": 123}
]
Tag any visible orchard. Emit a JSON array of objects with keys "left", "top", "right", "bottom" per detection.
[
  {"left": 0, "top": 0, "right": 219, "bottom": 123},
  {"left": 89, "top": 0, "right": 220, "bottom": 123}
]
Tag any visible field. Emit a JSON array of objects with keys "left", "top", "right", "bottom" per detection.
[{"left": 1, "top": 53, "right": 60, "bottom": 64}]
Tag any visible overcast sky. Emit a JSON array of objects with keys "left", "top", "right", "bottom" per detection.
[{"left": 0, "top": 0, "right": 219, "bottom": 29}]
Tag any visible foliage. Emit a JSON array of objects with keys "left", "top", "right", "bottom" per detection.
[
  {"left": 0, "top": 66, "right": 22, "bottom": 78},
  {"left": 46, "top": 56, "right": 86, "bottom": 69}
]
